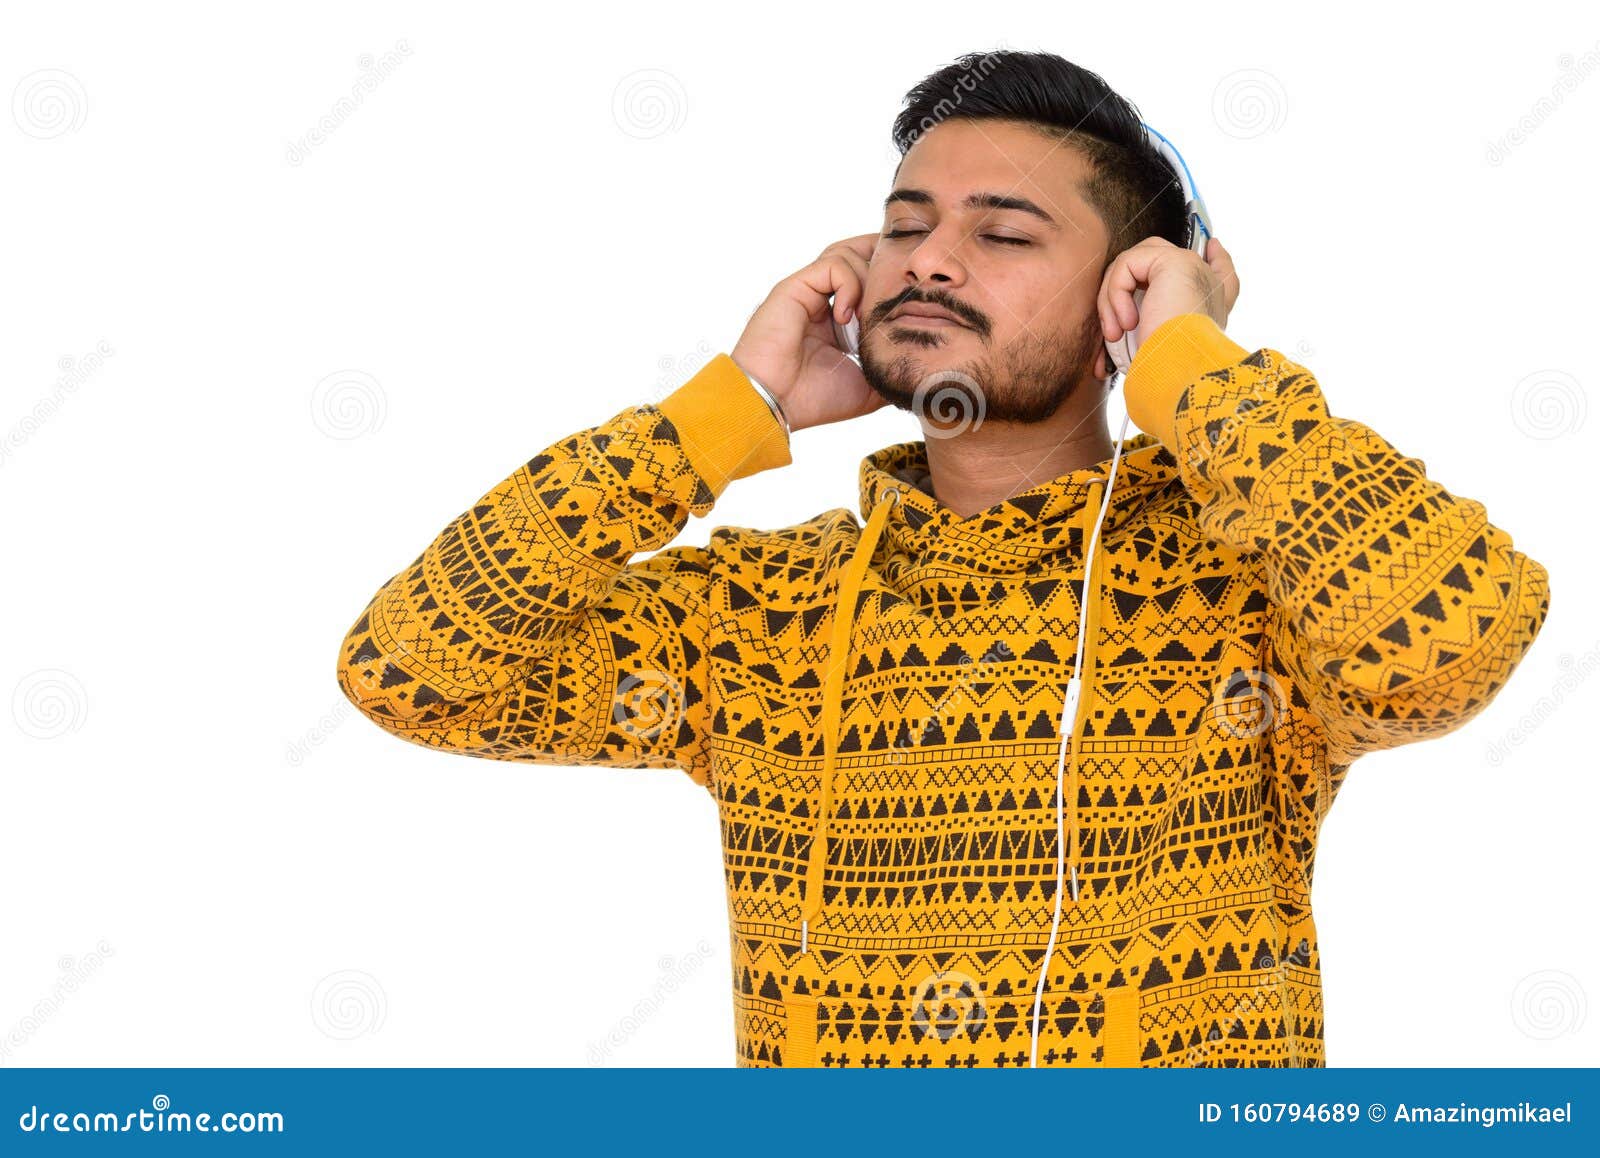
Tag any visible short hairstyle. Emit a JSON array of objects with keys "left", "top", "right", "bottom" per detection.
[{"left": 891, "top": 50, "right": 1191, "bottom": 263}]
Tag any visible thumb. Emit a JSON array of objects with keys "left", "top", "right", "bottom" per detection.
[{"left": 1204, "top": 235, "right": 1240, "bottom": 313}]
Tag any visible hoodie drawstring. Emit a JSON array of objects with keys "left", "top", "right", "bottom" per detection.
[
  {"left": 798, "top": 485, "right": 900, "bottom": 956},
  {"left": 1025, "top": 477, "right": 1110, "bottom": 1067},
  {"left": 1028, "top": 411, "right": 1133, "bottom": 1067},
  {"left": 1064, "top": 478, "right": 1108, "bottom": 903}
]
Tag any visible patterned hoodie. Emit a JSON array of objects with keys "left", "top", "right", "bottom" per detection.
[{"left": 335, "top": 313, "right": 1550, "bottom": 1068}]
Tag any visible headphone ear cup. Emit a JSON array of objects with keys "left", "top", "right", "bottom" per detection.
[
  {"left": 832, "top": 313, "right": 861, "bottom": 358},
  {"left": 1106, "top": 286, "right": 1144, "bottom": 376}
]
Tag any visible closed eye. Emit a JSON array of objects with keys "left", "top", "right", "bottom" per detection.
[{"left": 883, "top": 228, "right": 1031, "bottom": 247}]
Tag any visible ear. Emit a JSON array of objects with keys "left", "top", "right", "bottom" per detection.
[{"left": 1093, "top": 346, "right": 1108, "bottom": 381}]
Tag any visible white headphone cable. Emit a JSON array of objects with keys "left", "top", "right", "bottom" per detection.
[{"left": 1028, "top": 399, "right": 1132, "bottom": 1068}]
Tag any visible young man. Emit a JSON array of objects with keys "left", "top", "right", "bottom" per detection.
[{"left": 335, "top": 51, "right": 1550, "bottom": 1068}]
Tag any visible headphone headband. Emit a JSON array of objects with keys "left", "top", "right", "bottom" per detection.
[{"left": 1140, "top": 122, "right": 1212, "bottom": 254}]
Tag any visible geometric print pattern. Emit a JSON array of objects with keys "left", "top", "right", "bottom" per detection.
[{"left": 337, "top": 340, "right": 1550, "bottom": 1067}]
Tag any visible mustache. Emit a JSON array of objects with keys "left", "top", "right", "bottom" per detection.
[{"left": 873, "top": 288, "right": 989, "bottom": 337}]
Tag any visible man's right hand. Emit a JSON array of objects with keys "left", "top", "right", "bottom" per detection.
[{"left": 730, "top": 233, "right": 887, "bottom": 433}]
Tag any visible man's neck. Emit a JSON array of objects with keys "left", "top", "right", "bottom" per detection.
[{"left": 922, "top": 397, "right": 1113, "bottom": 518}]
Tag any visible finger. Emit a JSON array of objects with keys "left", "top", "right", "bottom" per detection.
[
  {"left": 1096, "top": 258, "right": 1121, "bottom": 343},
  {"left": 829, "top": 249, "right": 872, "bottom": 322},
  {"left": 1098, "top": 235, "right": 1181, "bottom": 339},
  {"left": 1103, "top": 248, "right": 1156, "bottom": 334},
  {"left": 817, "top": 238, "right": 875, "bottom": 321},
  {"left": 793, "top": 255, "right": 865, "bottom": 325},
  {"left": 1097, "top": 255, "right": 1137, "bottom": 341},
  {"left": 822, "top": 233, "right": 880, "bottom": 265},
  {"left": 1206, "top": 236, "right": 1240, "bottom": 311}
]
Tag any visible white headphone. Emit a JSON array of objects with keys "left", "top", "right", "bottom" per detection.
[
  {"left": 1030, "top": 122, "right": 1212, "bottom": 1068},
  {"left": 1105, "top": 123, "right": 1214, "bottom": 378}
]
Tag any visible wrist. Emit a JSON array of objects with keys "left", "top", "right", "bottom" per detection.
[
  {"left": 657, "top": 354, "right": 792, "bottom": 497},
  {"left": 1122, "top": 313, "right": 1249, "bottom": 448},
  {"left": 734, "top": 360, "right": 791, "bottom": 439}
]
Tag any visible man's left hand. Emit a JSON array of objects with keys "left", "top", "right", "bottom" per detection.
[{"left": 1096, "top": 235, "right": 1241, "bottom": 366}]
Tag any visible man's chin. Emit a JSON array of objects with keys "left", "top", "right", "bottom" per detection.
[
  {"left": 862, "top": 359, "right": 1094, "bottom": 428},
  {"left": 858, "top": 360, "right": 935, "bottom": 414}
]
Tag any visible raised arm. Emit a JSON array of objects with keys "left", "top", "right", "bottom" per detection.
[
  {"left": 333, "top": 354, "right": 790, "bottom": 786},
  {"left": 1125, "top": 312, "right": 1552, "bottom": 770}
]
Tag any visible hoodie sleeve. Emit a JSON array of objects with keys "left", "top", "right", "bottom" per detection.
[
  {"left": 1123, "top": 313, "right": 1552, "bottom": 769},
  {"left": 334, "top": 353, "right": 790, "bottom": 787}
]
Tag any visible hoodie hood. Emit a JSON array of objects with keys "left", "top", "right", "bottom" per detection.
[{"left": 858, "top": 432, "right": 1179, "bottom": 573}]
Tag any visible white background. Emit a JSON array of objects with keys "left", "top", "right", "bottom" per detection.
[{"left": 3, "top": 0, "right": 1596, "bottom": 1068}]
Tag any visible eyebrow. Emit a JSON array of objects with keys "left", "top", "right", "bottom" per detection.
[{"left": 882, "top": 187, "right": 1061, "bottom": 230}]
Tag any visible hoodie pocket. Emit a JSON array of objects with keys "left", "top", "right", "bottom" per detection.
[
  {"left": 1101, "top": 985, "right": 1143, "bottom": 1067},
  {"left": 782, "top": 994, "right": 819, "bottom": 1068}
]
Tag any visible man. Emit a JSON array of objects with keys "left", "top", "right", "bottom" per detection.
[{"left": 335, "top": 50, "right": 1550, "bottom": 1068}]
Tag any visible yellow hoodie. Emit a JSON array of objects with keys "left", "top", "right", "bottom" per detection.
[{"left": 336, "top": 313, "right": 1550, "bottom": 1067}]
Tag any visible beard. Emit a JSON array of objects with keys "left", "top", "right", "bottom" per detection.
[{"left": 858, "top": 307, "right": 1104, "bottom": 428}]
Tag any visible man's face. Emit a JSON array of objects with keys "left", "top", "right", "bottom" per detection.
[{"left": 858, "top": 118, "right": 1112, "bottom": 427}]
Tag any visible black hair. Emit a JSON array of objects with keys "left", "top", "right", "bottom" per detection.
[{"left": 891, "top": 50, "right": 1190, "bottom": 263}]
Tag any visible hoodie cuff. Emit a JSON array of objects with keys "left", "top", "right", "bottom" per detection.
[
  {"left": 657, "top": 352, "right": 792, "bottom": 499},
  {"left": 1122, "top": 313, "right": 1251, "bottom": 449}
]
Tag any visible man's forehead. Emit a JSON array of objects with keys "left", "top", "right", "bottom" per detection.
[{"left": 892, "top": 119, "right": 1091, "bottom": 211}]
